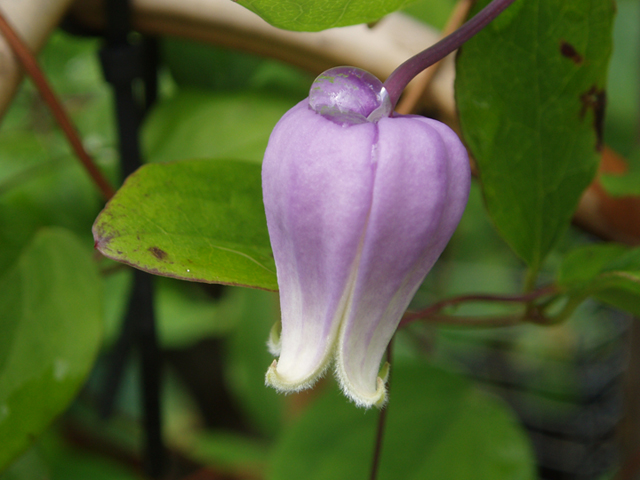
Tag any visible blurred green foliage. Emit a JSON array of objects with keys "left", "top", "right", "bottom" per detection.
[{"left": 0, "top": 0, "right": 638, "bottom": 477}]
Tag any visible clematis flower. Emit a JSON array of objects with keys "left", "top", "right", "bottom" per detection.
[{"left": 262, "top": 67, "right": 470, "bottom": 408}]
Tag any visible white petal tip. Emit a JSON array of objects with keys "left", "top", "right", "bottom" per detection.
[
  {"left": 337, "top": 363, "right": 389, "bottom": 409},
  {"left": 265, "top": 359, "right": 320, "bottom": 393}
]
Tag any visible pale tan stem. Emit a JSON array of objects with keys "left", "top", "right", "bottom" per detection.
[
  {"left": 0, "top": 0, "right": 75, "bottom": 120},
  {"left": 395, "top": 0, "right": 473, "bottom": 115},
  {"left": 69, "top": 0, "right": 442, "bottom": 85},
  {"left": 6, "top": 0, "right": 639, "bottom": 247}
]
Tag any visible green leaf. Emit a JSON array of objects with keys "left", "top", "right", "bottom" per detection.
[
  {"left": 557, "top": 243, "right": 629, "bottom": 287},
  {"left": 187, "top": 431, "right": 269, "bottom": 478},
  {"left": 155, "top": 278, "right": 245, "bottom": 348},
  {"left": 36, "top": 429, "right": 140, "bottom": 480},
  {"left": 270, "top": 362, "right": 535, "bottom": 480},
  {"left": 603, "top": 0, "right": 640, "bottom": 156},
  {"left": 161, "top": 38, "right": 264, "bottom": 92},
  {"left": 558, "top": 243, "right": 640, "bottom": 315},
  {"left": 225, "top": 288, "right": 284, "bottom": 437},
  {"left": 93, "top": 159, "right": 277, "bottom": 291},
  {"left": 402, "top": 0, "right": 456, "bottom": 29},
  {"left": 235, "top": 0, "right": 416, "bottom": 31},
  {"left": 0, "top": 228, "right": 103, "bottom": 472},
  {"left": 143, "top": 90, "right": 298, "bottom": 164},
  {"left": 456, "top": 0, "right": 615, "bottom": 272},
  {"left": 599, "top": 148, "right": 640, "bottom": 196},
  {"left": 0, "top": 133, "right": 103, "bottom": 273},
  {"left": 599, "top": 168, "right": 640, "bottom": 197},
  {"left": 0, "top": 447, "right": 49, "bottom": 480}
]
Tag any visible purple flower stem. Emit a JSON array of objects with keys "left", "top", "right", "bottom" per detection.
[{"left": 384, "top": 0, "right": 517, "bottom": 109}]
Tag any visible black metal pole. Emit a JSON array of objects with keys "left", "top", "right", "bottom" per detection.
[{"left": 98, "top": 0, "right": 165, "bottom": 476}]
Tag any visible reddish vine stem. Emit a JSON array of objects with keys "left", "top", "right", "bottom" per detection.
[
  {"left": 384, "top": 0, "right": 516, "bottom": 109},
  {"left": 615, "top": 444, "right": 640, "bottom": 480},
  {"left": 369, "top": 339, "right": 394, "bottom": 480},
  {"left": 399, "top": 285, "right": 557, "bottom": 328},
  {"left": 0, "top": 8, "right": 115, "bottom": 200}
]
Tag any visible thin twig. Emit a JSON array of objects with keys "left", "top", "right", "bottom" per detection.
[
  {"left": 615, "top": 443, "right": 640, "bottom": 480},
  {"left": 396, "top": 0, "right": 473, "bottom": 115},
  {"left": 409, "top": 313, "right": 527, "bottom": 328},
  {"left": 400, "top": 285, "right": 557, "bottom": 328},
  {"left": 369, "top": 339, "right": 394, "bottom": 480},
  {"left": 0, "top": 8, "right": 115, "bottom": 200}
]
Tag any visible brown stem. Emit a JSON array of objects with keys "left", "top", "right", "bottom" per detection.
[
  {"left": 395, "top": 0, "right": 473, "bottom": 115},
  {"left": 400, "top": 285, "right": 557, "bottom": 328},
  {"left": 615, "top": 443, "right": 640, "bottom": 480},
  {"left": 369, "top": 339, "right": 394, "bottom": 480},
  {"left": 0, "top": 8, "right": 115, "bottom": 200},
  {"left": 414, "top": 313, "right": 528, "bottom": 328}
]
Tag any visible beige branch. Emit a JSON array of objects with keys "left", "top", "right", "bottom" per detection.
[
  {"left": 0, "top": 0, "right": 75, "bottom": 119},
  {"left": 4, "top": 0, "right": 636, "bottom": 247}
]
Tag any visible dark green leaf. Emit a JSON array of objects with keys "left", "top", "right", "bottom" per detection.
[
  {"left": 0, "top": 447, "right": 49, "bottom": 480},
  {"left": 599, "top": 148, "right": 640, "bottom": 196},
  {"left": 155, "top": 277, "right": 245, "bottom": 348},
  {"left": 603, "top": 0, "right": 640, "bottom": 156},
  {"left": 93, "top": 159, "right": 277, "bottom": 291},
  {"left": 0, "top": 133, "right": 102, "bottom": 273},
  {"left": 36, "top": 429, "right": 139, "bottom": 480},
  {"left": 402, "top": 0, "right": 456, "bottom": 29},
  {"left": 557, "top": 243, "right": 629, "bottom": 287},
  {"left": 456, "top": 0, "right": 615, "bottom": 272},
  {"left": 558, "top": 243, "right": 640, "bottom": 315},
  {"left": 235, "top": 0, "right": 416, "bottom": 31},
  {"left": 0, "top": 228, "right": 103, "bottom": 472},
  {"left": 225, "top": 288, "right": 284, "bottom": 437},
  {"left": 162, "top": 38, "right": 264, "bottom": 91},
  {"left": 599, "top": 168, "right": 640, "bottom": 197},
  {"left": 187, "top": 431, "right": 269, "bottom": 478},
  {"left": 143, "top": 90, "right": 298, "bottom": 164},
  {"left": 270, "top": 362, "right": 535, "bottom": 480}
]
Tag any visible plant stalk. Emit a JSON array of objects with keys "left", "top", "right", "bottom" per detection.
[
  {"left": 369, "top": 339, "right": 394, "bottom": 480},
  {"left": 0, "top": 8, "right": 116, "bottom": 200},
  {"left": 384, "top": 0, "right": 517, "bottom": 109}
]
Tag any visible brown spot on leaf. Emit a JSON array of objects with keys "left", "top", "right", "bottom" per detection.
[
  {"left": 148, "top": 246, "right": 168, "bottom": 260},
  {"left": 580, "top": 85, "right": 606, "bottom": 151},
  {"left": 560, "top": 41, "right": 583, "bottom": 64}
]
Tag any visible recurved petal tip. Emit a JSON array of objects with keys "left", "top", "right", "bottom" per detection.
[
  {"left": 335, "top": 361, "right": 389, "bottom": 409},
  {"left": 265, "top": 358, "right": 329, "bottom": 393}
]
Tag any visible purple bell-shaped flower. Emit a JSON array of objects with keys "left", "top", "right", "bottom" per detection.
[{"left": 262, "top": 67, "right": 470, "bottom": 408}]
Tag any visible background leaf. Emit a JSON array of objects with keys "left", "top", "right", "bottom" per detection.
[
  {"left": 456, "top": 0, "right": 615, "bottom": 272},
  {"left": 93, "top": 159, "right": 277, "bottom": 291},
  {"left": 270, "top": 362, "right": 535, "bottom": 480},
  {"left": 558, "top": 243, "right": 640, "bottom": 316},
  {"left": 235, "top": 0, "right": 416, "bottom": 32},
  {"left": 161, "top": 39, "right": 313, "bottom": 98},
  {"left": 155, "top": 277, "right": 245, "bottom": 348},
  {"left": 602, "top": 0, "right": 640, "bottom": 157},
  {"left": 0, "top": 228, "right": 103, "bottom": 471},
  {"left": 143, "top": 90, "right": 298, "bottom": 164},
  {"left": 224, "top": 288, "right": 284, "bottom": 438},
  {"left": 401, "top": 0, "right": 456, "bottom": 29}
]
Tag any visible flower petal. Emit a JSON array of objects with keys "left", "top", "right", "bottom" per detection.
[
  {"left": 262, "top": 101, "right": 378, "bottom": 391},
  {"left": 335, "top": 116, "right": 471, "bottom": 407}
]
